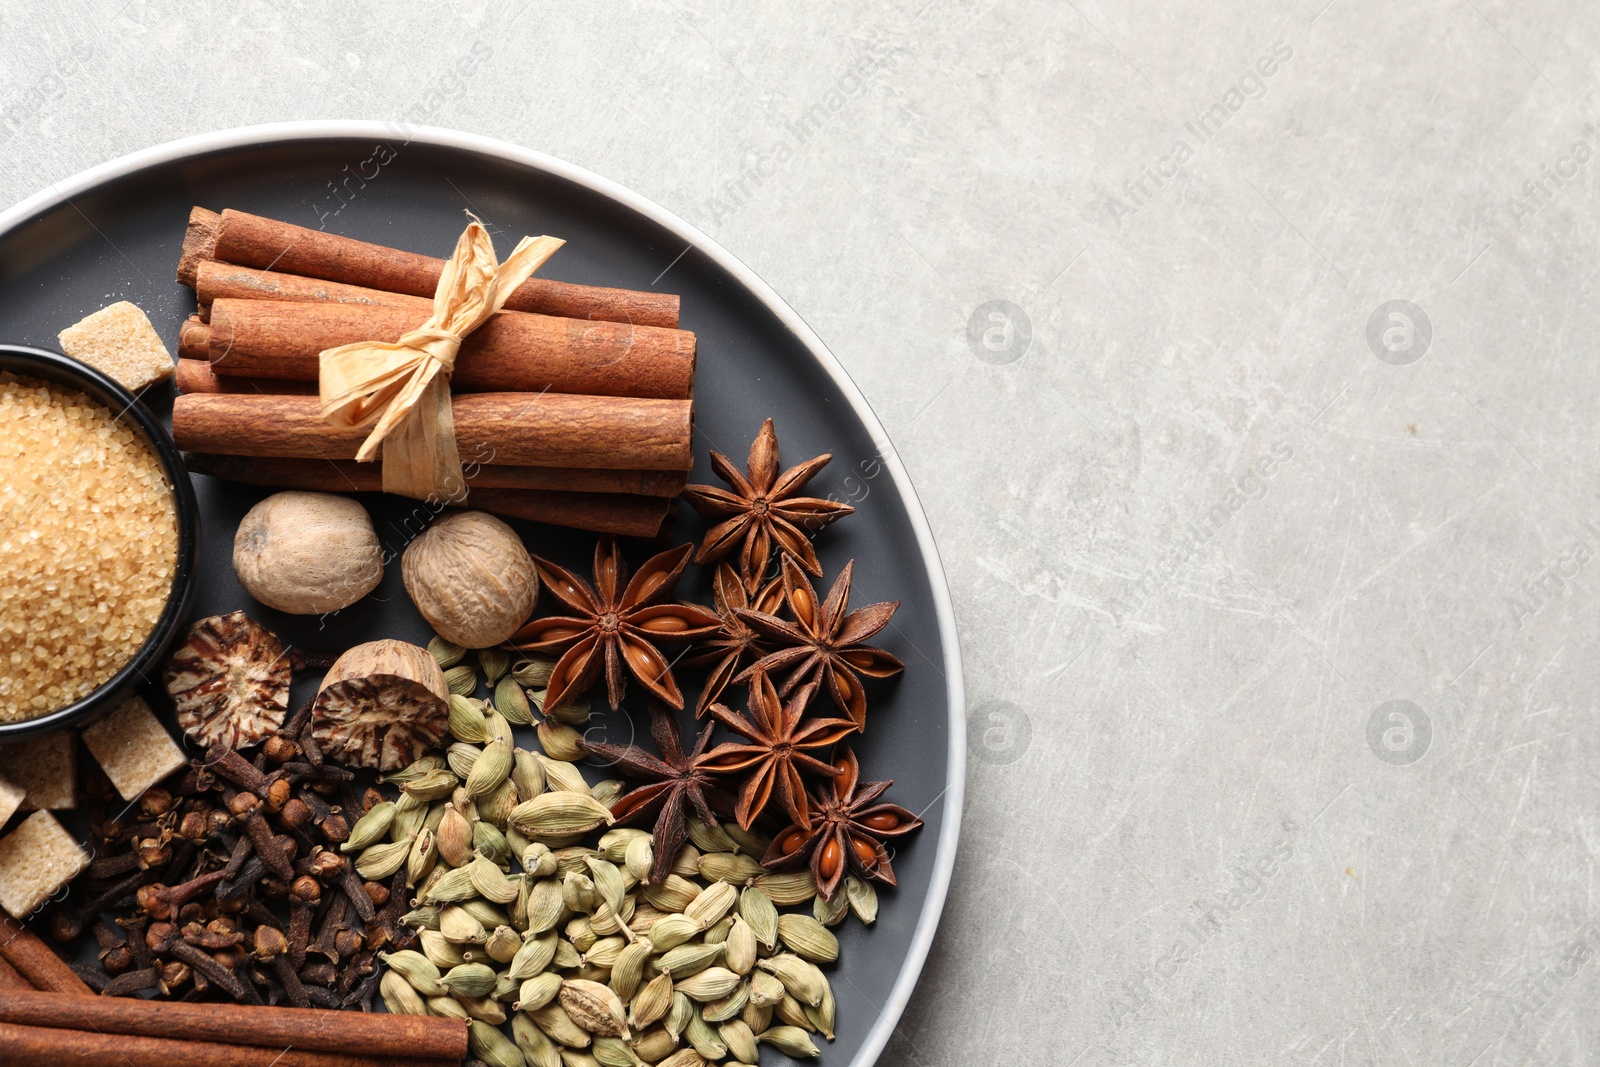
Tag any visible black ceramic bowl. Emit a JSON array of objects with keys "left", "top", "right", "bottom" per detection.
[{"left": 0, "top": 345, "right": 199, "bottom": 738}]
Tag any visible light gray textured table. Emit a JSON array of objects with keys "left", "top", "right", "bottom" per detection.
[{"left": 5, "top": 2, "right": 1597, "bottom": 1064}]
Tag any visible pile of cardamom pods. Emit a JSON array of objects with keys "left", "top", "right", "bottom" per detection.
[{"left": 347, "top": 641, "right": 878, "bottom": 1067}]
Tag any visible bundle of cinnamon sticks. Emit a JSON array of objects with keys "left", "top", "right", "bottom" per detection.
[
  {"left": 0, "top": 919, "right": 466, "bottom": 1066},
  {"left": 171, "top": 207, "right": 695, "bottom": 537}
]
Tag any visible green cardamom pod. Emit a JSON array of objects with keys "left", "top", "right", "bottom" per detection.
[
  {"left": 523, "top": 842, "right": 557, "bottom": 878},
  {"left": 417, "top": 928, "right": 470, "bottom": 969},
  {"left": 563, "top": 871, "right": 597, "bottom": 913},
  {"left": 536, "top": 719, "right": 585, "bottom": 762},
  {"left": 598, "top": 827, "right": 649, "bottom": 863},
  {"left": 583, "top": 934, "right": 626, "bottom": 969},
  {"left": 591, "top": 1035, "right": 640, "bottom": 1067},
  {"left": 642, "top": 874, "right": 702, "bottom": 915},
  {"left": 522, "top": 877, "right": 565, "bottom": 934},
  {"left": 673, "top": 966, "right": 740, "bottom": 1003},
  {"left": 461, "top": 994, "right": 507, "bottom": 1025},
  {"left": 774, "top": 993, "right": 814, "bottom": 1030},
  {"left": 687, "top": 818, "right": 736, "bottom": 854},
  {"left": 441, "top": 962, "right": 498, "bottom": 999},
  {"left": 356, "top": 838, "right": 412, "bottom": 881},
  {"left": 584, "top": 857, "right": 626, "bottom": 915},
  {"left": 552, "top": 935, "right": 582, "bottom": 970},
  {"left": 511, "top": 1012, "right": 561, "bottom": 1067},
  {"left": 380, "top": 755, "right": 447, "bottom": 784},
  {"left": 527, "top": 1001, "right": 592, "bottom": 1048},
  {"left": 844, "top": 874, "right": 878, "bottom": 925},
  {"left": 803, "top": 975, "right": 836, "bottom": 1041},
  {"left": 458, "top": 898, "right": 512, "bottom": 929},
  {"left": 342, "top": 801, "right": 396, "bottom": 852},
  {"left": 609, "top": 940, "right": 653, "bottom": 1002},
  {"left": 512, "top": 749, "right": 546, "bottom": 801},
  {"left": 740, "top": 997, "right": 773, "bottom": 1035},
  {"left": 653, "top": 941, "right": 724, "bottom": 980},
  {"left": 474, "top": 819, "right": 512, "bottom": 866},
  {"left": 757, "top": 954, "right": 824, "bottom": 1006},
  {"left": 664, "top": 991, "right": 694, "bottom": 1041},
  {"left": 427, "top": 994, "right": 470, "bottom": 1019},
  {"left": 401, "top": 904, "right": 441, "bottom": 931},
  {"left": 435, "top": 804, "right": 475, "bottom": 868},
  {"left": 400, "top": 768, "right": 460, "bottom": 801},
  {"left": 495, "top": 676, "right": 534, "bottom": 725},
  {"left": 390, "top": 793, "right": 429, "bottom": 842},
  {"left": 492, "top": 970, "right": 520, "bottom": 1004},
  {"left": 751, "top": 870, "right": 817, "bottom": 907},
  {"left": 684, "top": 1006, "right": 726, "bottom": 1060},
  {"left": 516, "top": 970, "right": 563, "bottom": 1012},
  {"left": 439, "top": 904, "right": 489, "bottom": 945},
  {"left": 628, "top": 1026, "right": 677, "bottom": 1064},
  {"left": 470, "top": 855, "right": 522, "bottom": 904},
  {"left": 724, "top": 916, "right": 757, "bottom": 975},
  {"left": 467, "top": 1018, "right": 523, "bottom": 1067},
  {"left": 703, "top": 916, "right": 734, "bottom": 946},
  {"left": 737, "top": 886, "right": 778, "bottom": 950},
  {"left": 622, "top": 836, "right": 654, "bottom": 883},
  {"left": 423, "top": 865, "right": 479, "bottom": 904},
  {"left": 444, "top": 664, "right": 478, "bottom": 697},
  {"left": 777, "top": 914, "right": 839, "bottom": 963},
  {"left": 534, "top": 753, "right": 590, "bottom": 794},
  {"left": 508, "top": 930, "right": 558, "bottom": 980},
  {"left": 380, "top": 970, "right": 427, "bottom": 1015},
  {"left": 511, "top": 656, "right": 555, "bottom": 688},
  {"left": 813, "top": 886, "right": 848, "bottom": 927},
  {"left": 380, "top": 949, "right": 445, "bottom": 995},
  {"left": 697, "top": 851, "right": 765, "bottom": 885},
  {"left": 629, "top": 971, "right": 674, "bottom": 1030},
  {"left": 683, "top": 881, "right": 737, "bottom": 930},
  {"left": 559, "top": 977, "right": 631, "bottom": 1038},
  {"left": 589, "top": 779, "right": 624, "bottom": 810},
  {"left": 511, "top": 792, "right": 615, "bottom": 837},
  {"left": 467, "top": 738, "right": 514, "bottom": 799},
  {"left": 758, "top": 1024, "right": 820, "bottom": 1058},
  {"left": 428, "top": 636, "right": 467, "bottom": 669},
  {"left": 722, "top": 823, "right": 771, "bottom": 858},
  {"left": 747, "top": 969, "right": 784, "bottom": 1007},
  {"left": 485, "top": 924, "right": 522, "bottom": 964},
  {"left": 719, "top": 1019, "right": 759, "bottom": 1063},
  {"left": 446, "top": 741, "right": 482, "bottom": 781},
  {"left": 406, "top": 827, "right": 438, "bottom": 888},
  {"left": 449, "top": 694, "right": 491, "bottom": 743},
  {"left": 478, "top": 646, "right": 510, "bottom": 686},
  {"left": 669, "top": 844, "right": 702, "bottom": 879},
  {"left": 642, "top": 914, "right": 701, "bottom": 953},
  {"left": 701, "top": 980, "right": 749, "bottom": 1023}
]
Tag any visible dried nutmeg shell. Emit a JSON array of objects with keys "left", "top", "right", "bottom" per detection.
[
  {"left": 401, "top": 511, "right": 538, "bottom": 649},
  {"left": 312, "top": 640, "right": 450, "bottom": 772}
]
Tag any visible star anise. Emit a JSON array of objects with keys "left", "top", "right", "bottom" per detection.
[
  {"left": 681, "top": 563, "right": 785, "bottom": 716},
  {"left": 762, "top": 746, "right": 922, "bottom": 900},
  {"left": 580, "top": 705, "right": 730, "bottom": 883},
  {"left": 684, "top": 418, "right": 855, "bottom": 583},
  {"left": 701, "top": 672, "right": 859, "bottom": 831},
  {"left": 735, "top": 556, "right": 904, "bottom": 729},
  {"left": 508, "top": 537, "right": 719, "bottom": 712}
]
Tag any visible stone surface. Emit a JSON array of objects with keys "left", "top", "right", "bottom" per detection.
[{"left": 4, "top": 1, "right": 1599, "bottom": 1062}]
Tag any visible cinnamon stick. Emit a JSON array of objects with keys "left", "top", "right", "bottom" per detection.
[
  {"left": 172, "top": 392, "right": 692, "bottom": 472},
  {"left": 183, "top": 450, "right": 687, "bottom": 498},
  {"left": 0, "top": 954, "right": 31, "bottom": 992},
  {"left": 180, "top": 207, "right": 681, "bottom": 328},
  {"left": 0, "top": 988, "right": 467, "bottom": 1061},
  {"left": 195, "top": 260, "right": 431, "bottom": 314},
  {"left": 188, "top": 298, "right": 695, "bottom": 401},
  {"left": 184, "top": 455, "right": 671, "bottom": 536},
  {"left": 175, "top": 358, "right": 316, "bottom": 397},
  {"left": 0, "top": 919, "right": 90, "bottom": 996},
  {"left": 0, "top": 1020, "right": 449, "bottom": 1067}
]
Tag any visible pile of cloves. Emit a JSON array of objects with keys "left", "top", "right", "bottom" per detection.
[{"left": 49, "top": 695, "right": 417, "bottom": 1008}]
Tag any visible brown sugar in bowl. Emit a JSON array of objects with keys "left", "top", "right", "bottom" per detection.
[{"left": 0, "top": 345, "right": 198, "bottom": 737}]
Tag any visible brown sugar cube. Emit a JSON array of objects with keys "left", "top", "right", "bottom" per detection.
[
  {"left": 0, "top": 734, "right": 77, "bottom": 811},
  {"left": 81, "top": 695, "right": 186, "bottom": 802},
  {"left": 57, "top": 301, "right": 175, "bottom": 392},
  {"left": 0, "top": 811, "right": 89, "bottom": 918},
  {"left": 0, "top": 775, "right": 23, "bottom": 828}
]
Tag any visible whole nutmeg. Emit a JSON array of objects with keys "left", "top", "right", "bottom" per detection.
[
  {"left": 401, "top": 511, "right": 538, "bottom": 648},
  {"left": 233, "top": 491, "right": 383, "bottom": 614}
]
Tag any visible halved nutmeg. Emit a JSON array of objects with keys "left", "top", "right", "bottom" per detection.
[
  {"left": 312, "top": 640, "right": 450, "bottom": 772},
  {"left": 163, "top": 611, "right": 290, "bottom": 749}
]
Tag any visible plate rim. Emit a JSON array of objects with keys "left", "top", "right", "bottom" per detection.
[{"left": 0, "top": 120, "right": 965, "bottom": 1066}]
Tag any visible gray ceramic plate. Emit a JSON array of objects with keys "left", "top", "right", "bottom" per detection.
[{"left": 0, "top": 122, "right": 962, "bottom": 1067}]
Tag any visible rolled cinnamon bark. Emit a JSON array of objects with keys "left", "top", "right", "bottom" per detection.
[
  {"left": 0, "top": 1020, "right": 449, "bottom": 1067},
  {"left": 0, "top": 919, "right": 90, "bottom": 996},
  {"left": 171, "top": 393, "right": 693, "bottom": 472},
  {"left": 0, "top": 988, "right": 467, "bottom": 1061},
  {"left": 195, "top": 260, "right": 431, "bottom": 314},
  {"left": 184, "top": 452, "right": 687, "bottom": 498},
  {"left": 190, "top": 299, "right": 695, "bottom": 401},
  {"left": 175, "top": 358, "right": 318, "bottom": 396},
  {"left": 180, "top": 207, "right": 680, "bottom": 328}
]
